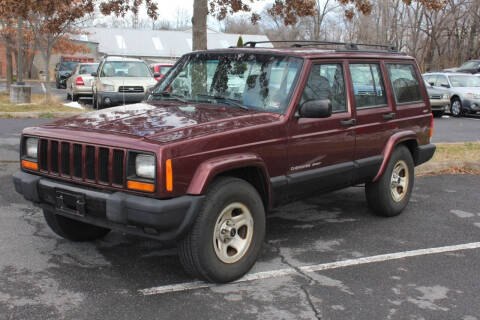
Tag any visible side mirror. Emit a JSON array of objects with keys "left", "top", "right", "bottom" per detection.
[
  {"left": 441, "top": 84, "right": 450, "bottom": 88},
  {"left": 91, "top": 72, "right": 97, "bottom": 77},
  {"left": 153, "top": 72, "right": 161, "bottom": 78},
  {"left": 298, "top": 99, "right": 332, "bottom": 118},
  {"left": 428, "top": 82, "right": 435, "bottom": 87}
]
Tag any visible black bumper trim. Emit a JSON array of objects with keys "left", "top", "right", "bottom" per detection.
[
  {"left": 414, "top": 144, "right": 436, "bottom": 166},
  {"left": 13, "top": 171, "right": 204, "bottom": 241}
]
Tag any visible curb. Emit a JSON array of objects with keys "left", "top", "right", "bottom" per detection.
[{"left": 0, "top": 112, "right": 83, "bottom": 119}]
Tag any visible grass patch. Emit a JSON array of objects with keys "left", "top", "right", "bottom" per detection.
[
  {"left": 432, "top": 142, "right": 480, "bottom": 162},
  {"left": 0, "top": 92, "right": 84, "bottom": 113}
]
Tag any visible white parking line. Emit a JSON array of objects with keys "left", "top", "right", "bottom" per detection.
[{"left": 139, "top": 241, "right": 480, "bottom": 296}]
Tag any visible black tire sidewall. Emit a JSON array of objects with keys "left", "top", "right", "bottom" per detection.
[
  {"left": 194, "top": 178, "right": 265, "bottom": 283},
  {"left": 378, "top": 146, "right": 415, "bottom": 216}
]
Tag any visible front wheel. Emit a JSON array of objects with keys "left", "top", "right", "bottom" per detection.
[
  {"left": 365, "top": 145, "right": 414, "bottom": 217},
  {"left": 450, "top": 98, "right": 462, "bottom": 117},
  {"left": 43, "top": 209, "right": 110, "bottom": 241},
  {"left": 178, "top": 177, "right": 265, "bottom": 283}
]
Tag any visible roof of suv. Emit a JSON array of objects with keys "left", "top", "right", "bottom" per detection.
[{"left": 190, "top": 47, "right": 413, "bottom": 60}]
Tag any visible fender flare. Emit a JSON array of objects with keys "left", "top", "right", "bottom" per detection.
[
  {"left": 372, "top": 131, "right": 418, "bottom": 182},
  {"left": 186, "top": 153, "right": 272, "bottom": 203}
]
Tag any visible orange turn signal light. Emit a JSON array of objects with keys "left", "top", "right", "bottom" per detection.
[
  {"left": 165, "top": 159, "right": 173, "bottom": 191},
  {"left": 127, "top": 180, "right": 155, "bottom": 192},
  {"left": 21, "top": 160, "right": 38, "bottom": 171}
]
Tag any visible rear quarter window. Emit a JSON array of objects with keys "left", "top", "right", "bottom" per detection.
[{"left": 386, "top": 63, "right": 423, "bottom": 104}]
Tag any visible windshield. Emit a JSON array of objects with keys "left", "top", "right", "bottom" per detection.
[
  {"left": 151, "top": 53, "right": 303, "bottom": 114},
  {"left": 448, "top": 75, "right": 480, "bottom": 87},
  {"left": 59, "top": 62, "right": 78, "bottom": 71},
  {"left": 101, "top": 61, "right": 151, "bottom": 77},
  {"left": 459, "top": 61, "right": 480, "bottom": 70},
  {"left": 79, "top": 64, "right": 98, "bottom": 75}
]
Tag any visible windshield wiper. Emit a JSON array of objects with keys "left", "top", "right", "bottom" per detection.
[
  {"left": 196, "top": 94, "right": 249, "bottom": 110},
  {"left": 150, "top": 91, "right": 188, "bottom": 103}
]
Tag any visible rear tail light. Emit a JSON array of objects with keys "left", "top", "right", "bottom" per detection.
[
  {"left": 75, "top": 76, "right": 84, "bottom": 86},
  {"left": 430, "top": 113, "right": 434, "bottom": 138}
]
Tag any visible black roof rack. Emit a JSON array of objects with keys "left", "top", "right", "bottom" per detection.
[{"left": 241, "top": 40, "right": 398, "bottom": 53}]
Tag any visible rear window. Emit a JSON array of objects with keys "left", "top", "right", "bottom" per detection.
[{"left": 386, "top": 63, "right": 423, "bottom": 104}]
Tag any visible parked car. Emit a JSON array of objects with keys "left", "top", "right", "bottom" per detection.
[
  {"left": 55, "top": 61, "right": 79, "bottom": 89},
  {"left": 456, "top": 60, "right": 480, "bottom": 74},
  {"left": 13, "top": 42, "right": 435, "bottom": 283},
  {"left": 92, "top": 56, "right": 157, "bottom": 109},
  {"left": 151, "top": 64, "right": 173, "bottom": 81},
  {"left": 423, "top": 79, "right": 450, "bottom": 117},
  {"left": 423, "top": 72, "right": 480, "bottom": 116},
  {"left": 66, "top": 63, "right": 99, "bottom": 101}
]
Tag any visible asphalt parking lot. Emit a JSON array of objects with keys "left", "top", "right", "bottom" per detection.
[{"left": 0, "top": 116, "right": 479, "bottom": 320}]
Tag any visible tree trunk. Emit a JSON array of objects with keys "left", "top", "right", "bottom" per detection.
[
  {"left": 5, "top": 43, "right": 13, "bottom": 91},
  {"left": 192, "top": 0, "right": 208, "bottom": 50},
  {"left": 42, "top": 47, "right": 52, "bottom": 102}
]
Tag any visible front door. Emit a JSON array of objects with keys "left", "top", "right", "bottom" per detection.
[{"left": 286, "top": 60, "right": 355, "bottom": 200}]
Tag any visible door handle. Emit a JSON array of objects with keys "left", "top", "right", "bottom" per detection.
[
  {"left": 340, "top": 118, "right": 356, "bottom": 126},
  {"left": 382, "top": 112, "right": 395, "bottom": 120}
]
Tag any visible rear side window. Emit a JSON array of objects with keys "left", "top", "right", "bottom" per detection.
[
  {"left": 301, "top": 63, "right": 347, "bottom": 113},
  {"left": 350, "top": 63, "right": 387, "bottom": 109},
  {"left": 386, "top": 63, "right": 423, "bottom": 104}
]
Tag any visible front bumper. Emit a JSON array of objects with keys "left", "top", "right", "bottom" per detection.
[
  {"left": 98, "top": 91, "right": 146, "bottom": 106},
  {"left": 462, "top": 98, "right": 480, "bottom": 113},
  {"left": 13, "top": 171, "right": 204, "bottom": 241}
]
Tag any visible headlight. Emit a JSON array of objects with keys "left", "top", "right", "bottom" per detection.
[
  {"left": 25, "top": 138, "right": 38, "bottom": 159},
  {"left": 443, "top": 93, "right": 449, "bottom": 100},
  {"left": 135, "top": 154, "right": 155, "bottom": 179},
  {"left": 101, "top": 84, "right": 115, "bottom": 92}
]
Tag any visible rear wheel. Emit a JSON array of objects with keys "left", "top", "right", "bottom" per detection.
[
  {"left": 43, "top": 209, "right": 110, "bottom": 241},
  {"left": 450, "top": 98, "right": 462, "bottom": 117},
  {"left": 72, "top": 94, "right": 78, "bottom": 102},
  {"left": 178, "top": 177, "right": 265, "bottom": 283},
  {"left": 365, "top": 145, "right": 414, "bottom": 217}
]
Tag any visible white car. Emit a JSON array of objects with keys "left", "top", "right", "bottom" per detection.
[
  {"left": 92, "top": 56, "right": 158, "bottom": 109},
  {"left": 66, "top": 63, "right": 98, "bottom": 101}
]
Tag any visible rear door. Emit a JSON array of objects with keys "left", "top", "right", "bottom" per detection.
[
  {"left": 286, "top": 60, "right": 355, "bottom": 200},
  {"left": 348, "top": 60, "right": 396, "bottom": 182}
]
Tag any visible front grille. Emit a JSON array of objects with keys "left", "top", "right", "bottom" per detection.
[
  {"left": 118, "top": 86, "right": 144, "bottom": 93},
  {"left": 37, "top": 139, "right": 126, "bottom": 187},
  {"left": 430, "top": 94, "right": 442, "bottom": 100}
]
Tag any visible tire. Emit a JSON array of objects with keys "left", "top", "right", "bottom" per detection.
[
  {"left": 450, "top": 98, "right": 463, "bottom": 117},
  {"left": 178, "top": 177, "right": 266, "bottom": 283},
  {"left": 72, "top": 94, "right": 78, "bottom": 102},
  {"left": 66, "top": 92, "right": 71, "bottom": 100},
  {"left": 432, "top": 110, "right": 444, "bottom": 118},
  {"left": 365, "top": 145, "right": 414, "bottom": 217},
  {"left": 43, "top": 209, "right": 110, "bottom": 241},
  {"left": 55, "top": 80, "right": 60, "bottom": 89}
]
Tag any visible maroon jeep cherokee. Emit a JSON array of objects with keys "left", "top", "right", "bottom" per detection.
[{"left": 14, "top": 42, "right": 435, "bottom": 283}]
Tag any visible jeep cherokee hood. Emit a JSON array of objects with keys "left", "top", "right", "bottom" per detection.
[{"left": 41, "top": 102, "right": 281, "bottom": 142}]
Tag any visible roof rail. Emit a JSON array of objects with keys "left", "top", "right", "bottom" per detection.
[{"left": 242, "top": 40, "right": 398, "bottom": 53}]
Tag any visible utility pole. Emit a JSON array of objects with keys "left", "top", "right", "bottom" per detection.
[
  {"left": 17, "top": 16, "right": 24, "bottom": 84},
  {"left": 10, "top": 15, "right": 31, "bottom": 104}
]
